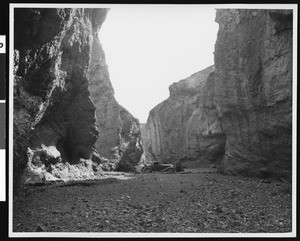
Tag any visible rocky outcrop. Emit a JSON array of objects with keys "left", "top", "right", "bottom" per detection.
[
  {"left": 203, "top": 9, "right": 293, "bottom": 179},
  {"left": 144, "top": 9, "right": 292, "bottom": 179},
  {"left": 144, "top": 66, "right": 226, "bottom": 167},
  {"left": 13, "top": 8, "right": 142, "bottom": 186},
  {"left": 116, "top": 106, "right": 143, "bottom": 172},
  {"left": 139, "top": 123, "right": 151, "bottom": 166}
]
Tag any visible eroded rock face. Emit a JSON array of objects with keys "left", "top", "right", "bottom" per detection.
[
  {"left": 204, "top": 9, "right": 292, "bottom": 179},
  {"left": 144, "top": 66, "right": 226, "bottom": 167},
  {"left": 139, "top": 123, "right": 151, "bottom": 167},
  {"left": 116, "top": 106, "right": 143, "bottom": 172},
  {"left": 144, "top": 9, "right": 292, "bottom": 179},
  {"left": 88, "top": 35, "right": 143, "bottom": 172},
  {"left": 14, "top": 8, "right": 142, "bottom": 186}
]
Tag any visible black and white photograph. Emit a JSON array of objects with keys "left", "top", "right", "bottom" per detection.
[{"left": 3, "top": 2, "right": 298, "bottom": 239}]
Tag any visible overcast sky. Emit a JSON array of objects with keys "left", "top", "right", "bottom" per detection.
[{"left": 99, "top": 5, "right": 219, "bottom": 123}]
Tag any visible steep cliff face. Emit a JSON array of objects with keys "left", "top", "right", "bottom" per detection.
[
  {"left": 139, "top": 123, "right": 151, "bottom": 166},
  {"left": 204, "top": 9, "right": 292, "bottom": 179},
  {"left": 144, "top": 66, "right": 226, "bottom": 167},
  {"left": 144, "top": 9, "right": 292, "bottom": 179},
  {"left": 88, "top": 35, "right": 120, "bottom": 162},
  {"left": 116, "top": 106, "right": 143, "bottom": 172},
  {"left": 13, "top": 8, "right": 142, "bottom": 186}
]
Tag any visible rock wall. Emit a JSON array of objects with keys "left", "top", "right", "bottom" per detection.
[
  {"left": 13, "top": 8, "right": 142, "bottom": 186},
  {"left": 139, "top": 123, "right": 151, "bottom": 166},
  {"left": 144, "top": 66, "right": 226, "bottom": 167},
  {"left": 116, "top": 106, "right": 143, "bottom": 172},
  {"left": 144, "top": 9, "right": 292, "bottom": 179},
  {"left": 204, "top": 9, "right": 293, "bottom": 179}
]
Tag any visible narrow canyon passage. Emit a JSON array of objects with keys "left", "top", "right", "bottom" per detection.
[
  {"left": 12, "top": 6, "right": 294, "bottom": 235},
  {"left": 13, "top": 7, "right": 292, "bottom": 186}
]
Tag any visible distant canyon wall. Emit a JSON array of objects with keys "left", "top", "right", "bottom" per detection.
[
  {"left": 143, "top": 66, "right": 226, "bottom": 167},
  {"left": 144, "top": 9, "right": 292, "bottom": 179},
  {"left": 13, "top": 8, "right": 142, "bottom": 186}
]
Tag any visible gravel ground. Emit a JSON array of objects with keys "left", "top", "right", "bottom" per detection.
[{"left": 13, "top": 170, "right": 292, "bottom": 235}]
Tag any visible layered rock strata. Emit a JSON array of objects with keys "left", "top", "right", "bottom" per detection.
[{"left": 13, "top": 8, "right": 142, "bottom": 186}]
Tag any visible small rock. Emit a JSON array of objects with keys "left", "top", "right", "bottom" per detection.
[
  {"left": 280, "top": 177, "right": 289, "bottom": 183},
  {"left": 270, "top": 191, "right": 278, "bottom": 196},
  {"left": 215, "top": 207, "right": 223, "bottom": 213},
  {"left": 232, "top": 221, "right": 241, "bottom": 226},
  {"left": 261, "top": 179, "right": 271, "bottom": 184},
  {"left": 36, "top": 224, "right": 46, "bottom": 232},
  {"left": 96, "top": 223, "right": 104, "bottom": 228},
  {"left": 236, "top": 210, "right": 243, "bottom": 214}
]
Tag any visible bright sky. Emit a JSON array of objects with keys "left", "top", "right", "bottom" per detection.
[{"left": 99, "top": 5, "right": 219, "bottom": 123}]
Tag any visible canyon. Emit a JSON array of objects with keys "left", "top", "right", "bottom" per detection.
[
  {"left": 13, "top": 8, "right": 142, "bottom": 187},
  {"left": 13, "top": 8, "right": 293, "bottom": 189},
  {"left": 142, "top": 65, "right": 226, "bottom": 169},
  {"left": 143, "top": 9, "right": 293, "bottom": 180}
]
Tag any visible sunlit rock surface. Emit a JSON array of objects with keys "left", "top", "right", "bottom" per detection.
[
  {"left": 144, "top": 9, "right": 292, "bottom": 179},
  {"left": 14, "top": 8, "right": 142, "bottom": 186},
  {"left": 204, "top": 9, "right": 293, "bottom": 179},
  {"left": 144, "top": 66, "right": 226, "bottom": 167}
]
